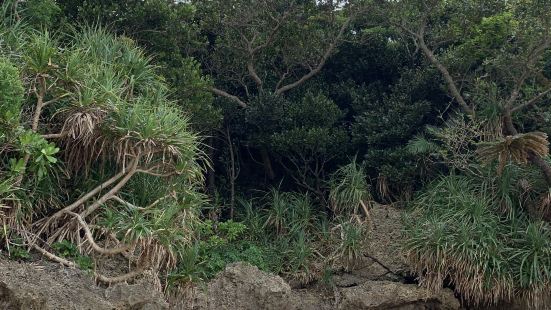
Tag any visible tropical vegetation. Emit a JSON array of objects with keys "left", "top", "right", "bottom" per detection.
[{"left": 0, "top": 0, "right": 550, "bottom": 307}]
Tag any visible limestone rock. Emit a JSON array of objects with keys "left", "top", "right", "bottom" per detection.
[{"left": 338, "top": 280, "right": 460, "bottom": 310}]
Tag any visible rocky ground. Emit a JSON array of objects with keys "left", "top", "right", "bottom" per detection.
[
  {"left": 176, "top": 262, "right": 460, "bottom": 310},
  {"left": 0, "top": 205, "right": 463, "bottom": 310},
  {"left": 0, "top": 259, "right": 168, "bottom": 310}
]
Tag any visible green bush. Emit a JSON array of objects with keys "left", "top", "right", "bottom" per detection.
[
  {"left": 22, "top": 0, "right": 61, "bottom": 28},
  {"left": 0, "top": 57, "right": 24, "bottom": 126}
]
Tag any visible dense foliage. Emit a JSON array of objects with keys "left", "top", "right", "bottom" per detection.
[{"left": 1, "top": 0, "right": 550, "bottom": 307}]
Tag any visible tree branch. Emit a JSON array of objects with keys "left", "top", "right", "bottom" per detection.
[
  {"left": 67, "top": 211, "right": 131, "bottom": 255},
  {"left": 511, "top": 85, "right": 551, "bottom": 114},
  {"left": 247, "top": 60, "right": 263, "bottom": 89},
  {"left": 51, "top": 168, "right": 128, "bottom": 217},
  {"left": 251, "top": 8, "right": 293, "bottom": 53},
  {"left": 110, "top": 195, "right": 142, "bottom": 210},
  {"left": 275, "top": 15, "right": 353, "bottom": 95},
  {"left": 417, "top": 36, "right": 475, "bottom": 117},
  {"left": 42, "top": 93, "right": 70, "bottom": 107},
  {"left": 14, "top": 76, "right": 47, "bottom": 186},
  {"left": 274, "top": 68, "right": 290, "bottom": 92},
  {"left": 81, "top": 156, "right": 140, "bottom": 218},
  {"left": 136, "top": 168, "right": 175, "bottom": 178},
  {"left": 31, "top": 76, "right": 47, "bottom": 131},
  {"left": 211, "top": 87, "right": 247, "bottom": 108}
]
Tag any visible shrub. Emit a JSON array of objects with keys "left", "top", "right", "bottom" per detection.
[{"left": 0, "top": 57, "right": 24, "bottom": 126}]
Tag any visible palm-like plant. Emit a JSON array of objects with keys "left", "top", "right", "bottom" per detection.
[
  {"left": 329, "top": 159, "right": 373, "bottom": 222},
  {"left": 0, "top": 23, "right": 207, "bottom": 286},
  {"left": 477, "top": 132, "right": 549, "bottom": 175},
  {"left": 405, "top": 174, "right": 551, "bottom": 308},
  {"left": 263, "top": 188, "right": 291, "bottom": 235}
]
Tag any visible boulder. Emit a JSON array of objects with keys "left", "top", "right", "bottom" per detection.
[
  {"left": 182, "top": 262, "right": 325, "bottom": 310},
  {"left": 338, "top": 281, "right": 460, "bottom": 310}
]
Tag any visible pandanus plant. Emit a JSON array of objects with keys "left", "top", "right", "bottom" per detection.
[
  {"left": 0, "top": 23, "right": 206, "bottom": 284},
  {"left": 477, "top": 132, "right": 549, "bottom": 176}
]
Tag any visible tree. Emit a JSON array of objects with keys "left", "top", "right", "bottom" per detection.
[
  {"left": 390, "top": 0, "right": 551, "bottom": 184},
  {"left": 191, "top": 0, "right": 365, "bottom": 189},
  {"left": 198, "top": 0, "right": 360, "bottom": 107},
  {"left": 56, "top": 0, "right": 222, "bottom": 133},
  {"left": 0, "top": 14, "right": 205, "bottom": 283}
]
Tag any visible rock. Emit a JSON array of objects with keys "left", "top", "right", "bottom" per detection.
[
  {"left": 338, "top": 280, "right": 460, "bottom": 310},
  {"left": 178, "top": 262, "right": 460, "bottom": 310},
  {"left": 106, "top": 280, "right": 168, "bottom": 310},
  {"left": 355, "top": 205, "right": 410, "bottom": 281},
  {"left": 0, "top": 259, "right": 168, "bottom": 310},
  {"left": 183, "top": 262, "right": 320, "bottom": 310}
]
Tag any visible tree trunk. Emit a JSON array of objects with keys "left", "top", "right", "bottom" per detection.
[
  {"left": 225, "top": 127, "right": 236, "bottom": 219},
  {"left": 260, "top": 147, "right": 275, "bottom": 180},
  {"left": 206, "top": 137, "right": 216, "bottom": 194}
]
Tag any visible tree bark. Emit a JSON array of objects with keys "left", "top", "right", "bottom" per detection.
[
  {"left": 417, "top": 38, "right": 475, "bottom": 117},
  {"left": 211, "top": 87, "right": 248, "bottom": 108}
]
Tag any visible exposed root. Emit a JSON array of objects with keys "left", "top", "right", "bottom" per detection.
[
  {"left": 32, "top": 244, "right": 76, "bottom": 268},
  {"left": 94, "top": 268, "right": 145, "bottom": 284},
  {"left": 32, "top": 244, "right": 146, "bottom": 284}
]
